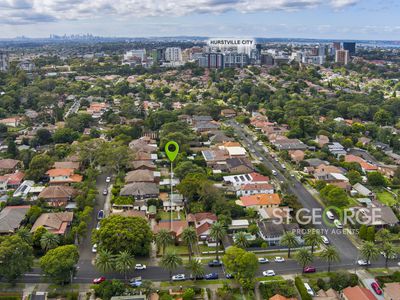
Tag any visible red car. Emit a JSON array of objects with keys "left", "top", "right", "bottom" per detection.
[
  {"left": 303, "top": 266, "right": 316, "bottom": 273},
  {"left": 371, "top": 282, "right": 382, "bottom": 295},
  {"left": 93, "top": 276, "right": 106, "bottom": 284}
]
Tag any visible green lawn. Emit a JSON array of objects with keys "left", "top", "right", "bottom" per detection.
[
  {"left": 158, "top": 211, "right": 186, "bottom": 220},
  {"left": 376, "top": 190, "right": 398, "bottom": 206},
  {"left": 164, "top": 245, "right": 189, "bottom": 255}
]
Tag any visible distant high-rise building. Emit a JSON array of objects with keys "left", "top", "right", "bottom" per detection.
[
  {"left": 123, "top": 49, "right": 146, "bottom": 61},
  {"left": 335, "top": 49, "right": 350, "bottom": 65},
  {"left": 156, "top": 48, "right": 165, "bottom": 62},
  {"left": 318, "top": 45, "right": 326, "bottom": 56},
  {"left": 333, "top": 42, "right": 341, "bottom": 51},
  {"left": 224, "top": 52, "right": 249, "bottom": 68},
  {"left": 0, "top": 52, "right": 8, "bottom": 72},
  {"left": 343, "top": 42, "right": 356, "bottom": 55},
  {"left": 198, "top": 53, "right": 224, "bottom": 69},
  {"left": 165, "top": 47, "right": 182, "bottom": 62},
  {"left": 261, "top": 54, "right": 274, "bottom": 66}
]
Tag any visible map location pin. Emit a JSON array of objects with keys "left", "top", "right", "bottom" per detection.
[{"left": 165, "top": 141, "right": 179, "bottom": 162}]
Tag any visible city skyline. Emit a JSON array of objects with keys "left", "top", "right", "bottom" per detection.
[{"left": 0, "top": 0, "right": 399, "bottom": 40}]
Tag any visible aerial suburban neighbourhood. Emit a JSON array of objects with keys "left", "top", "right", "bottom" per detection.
[{"left": 0, "top": 2, "right": 400, "bottom": 300}]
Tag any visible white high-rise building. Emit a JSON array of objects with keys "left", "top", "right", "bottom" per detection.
[
  {"left": 0, "top": 52, "right": 9, "bottom": 72},
  {"left": 165, "top": 47, "right": 182, "bottom": 62}
]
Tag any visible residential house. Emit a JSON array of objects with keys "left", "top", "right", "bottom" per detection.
[
  {"left": 220, "top": 108, "right": 236, "bottom": 118},
  {"left": 153, "top": 220, "right": 189, "bottom": 242},
  {"left": 271, "top": 137, "right": 307, "bottom": 151},
  {"left": 163, "top": 193, "right": 185, "bottom": 212},
  {"left": 31, "top": 212, "right": 74, "bottom": 235},
  {"left": 269, "top": 295, "right": 297, "bottom": 300},
  {"left": 345, "top": 155, "right": 377, "bottom": 172},
  {"left": 235, "top": 183, "right": 274, "bottom": 197},
  {"left": 0, "top": 117, "right": 21, "bottom": 127},
  {"left": 131, "top": 160, "right": 156, "bottom": 171},
  {"left": 0, "top": 159, "right": 21, "bottom": 174},
  {"left": 129, "top": 138, "right": 157, "bottom": 153},
  {"left": 111, "top": 209, "right": 147, "bottom": 219},
  {"left": 191, "top": 115, "right": 219, "bottom": 133},
  {"left": 377, "top": 164, "right": 397, "bottom": 178},
  {"left": 289, "top": 150, "right": 305, "bottom": 163},
  {"left": 354, "top": 206, "right": 399, "bottom": 227},
  {"left": 259, "top": 207, "right": 290, "bottom": 222},
  {"left": 125, "top": 170, "right": 160, "bottom": 183},
  {"left": 53, "top": 161, "right": 80, "bottom": 170},
  {"left": 315, "top": 135, "right": 330, "bottom": 148},
  {"left": 352, "top": 183, "right": 375, "bottom": 198},
  {"left": 236, "top": 193, "right": 281, "bottom": 210},
  {"left": 342, "top": 286, "right": 376, "bottom": 300},
  {"left": 223, "top": 172, "right": 269, "bottom": 187},
  {"left": 314, "top": 289, "right": 339, "bottom": 300},
  {"left": 0, "top": 205, "right": 30, "bottom": 234},
  {"left": 219, "top": 142, "right": 247, "bottom": 157},
  {"left": 383, "top": 282, "right": 400, "bottom": 300},
  {"left": 87, "top": 102, "right": 109, "bottom": 118},
  {"left": 358, "top": 137, "right": 371, "bottom": 146},
  {"left": 120, "top": 182, "right": 159, "bottom": 200},
  {"left": 225, "top": 157, "right": 254, "bottom": 174},
  {"left": 257, "top": 221, "right": 294, "bottom": 246},
  {"left": 327, "top": 142, "right": 346, "bottom": 157},
  {"left": 209, "top": 131, "right": 234, "bottom": 144},
  {"left": 46, "top": 169, "right": 83, "bottom": 185},
  {"left": 4, "top": 171, "right": 25, "bottom": 189},
  {"left": 187, "top": 212, "right": 218, "bottom": 239},
  {"left": 38, "top": 185, "right": 78, "bottom": 207}
]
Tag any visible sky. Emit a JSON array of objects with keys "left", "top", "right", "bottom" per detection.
[{"left": 0, "top": 0, "right": 399, "bottom": 40}]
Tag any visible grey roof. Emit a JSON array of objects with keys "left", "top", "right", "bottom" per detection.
[
  {"left": 257, "top": 221, "right": 285, "bottom": 237},
  {"left": 305, "top": 158, "right": 329, "bottom": 167},
  {"left": 120, "top": 182, "right": 159, "bottom": 197},
  {"left": 226, "top": 157, "right": 254, "bottom": 170},
  {"left": 0, "top": 205, "right": 30, "bottom": 233}
]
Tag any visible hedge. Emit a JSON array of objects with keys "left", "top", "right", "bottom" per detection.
[{"left": 294, "top": 277, "right": 312, "bottom": 300}]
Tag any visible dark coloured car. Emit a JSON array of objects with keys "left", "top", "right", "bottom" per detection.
[
  {"left": 97, "top": 210, "right": 104, "bottom": 220},
  {"left": 371, "top": 282, "right": 382, "bottom": 295},
  {"left": 226, "top": 273, "right": 234, "bottom": 279},
  {"left": 189, "top": 275, "right": 204, "bottom": 280},
  {"left": 205, "top": 273, "right": 219, "bottom": 280},
  {"left": 303, "top": 266, "right": 316, "bottom": 273},
  {"left": 208, "top": 259, "right": 223, "bottom": 267}
]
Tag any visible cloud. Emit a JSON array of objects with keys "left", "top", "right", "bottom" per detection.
[{"left": 0, "top": 0, "right": 360, "bottom": 24}]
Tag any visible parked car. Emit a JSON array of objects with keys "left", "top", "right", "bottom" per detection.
[
  {"left": 321, "top": 235, "right": 329, "bottom": 244},
  {"left": 326, "top": 210, "right": 335, "bottom": 220},
  {"left": 96, "top": 222, "right": 101, "bottom": 230},
  {"left": 102, "top": 189, "right": 108, "bottom": 196},
  {"left": 334, "top": 219, "right": 343, "bottom": 229},
  {"left": 205, "top": 273, "right": 218, "bottom": 280},
  {"left": 172, "top": 274, "right": 185, "bottom": 281},
  {"left": 93, "top": 276, "right": 106, "bottom": 284},
  {"left": 105, "top": 176, "right": 111, "bottom": 183},
  {"left": 129, "top": 276, "right": 142, "bottom": 287},
  {"left": 208, "top": 260, "right": 223, "bottom": 267},
  {"left": 357, "top": 259, "right": 370, "bottom": 266},
  {"left": 97, "top": 210, "right": 104, "bottom": 220},
  {"left": 371, "top": 282, "right": 382, "bottom": 295},
  {"left": 225, "top": 273, "right": 234, "bottom": 279},
  {"left": 303, "top": 266, "right": 316, "bottom": 273},
  {"left": 274, "top": 257, "right": 285, "bottom": 263},
  {"left": 272, "top": 170, "right": 277, "bottom": 176},
  {"left": 381, "top": 251, "right": 398, "bottom": 259},
  {"left": 304, "top": 282, "right": 315, "bottom": 296},
  {"left": 189, "top": 274, "right": 204, "bottom": 280},
  {"left": 262, "top": 270, "right": 276, "bottom": 277},
  {"left": 135, "top": 264, "right": 146, "bottom": 270},
  {"left": 258, "top": 257, "right": 269, "bottom": 264},
  {"left": 281, "top": 164, "right": 286, "bottom": 169},
  {"left": 92, "top": 244, "right": 97, "bottom": 253}
]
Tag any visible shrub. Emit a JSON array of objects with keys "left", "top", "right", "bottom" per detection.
[{"left": 294, "top": 277, "right": 312, "bottom": 300}]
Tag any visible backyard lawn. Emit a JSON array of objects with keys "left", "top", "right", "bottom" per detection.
[
  {"left": 158, "top": 211, "right": 186, "bottom": 220},
  {"left": 376, "top": 190, "right": 398, "bottom": 206}
]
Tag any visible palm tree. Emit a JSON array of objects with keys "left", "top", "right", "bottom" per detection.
[
  {"left": 17, "top": 227, "right": 32, "bottom": 245},
  {"left": 115, "top": 250, "right": 135, "bottom": 281},
  {"left": 304, "top": 230, "right": 324, "bottom": 253},
  {"left": 380, "top": 242, "right": 397, "bottom": 268},
  {"left": 210, "top": 222, "right": 226, "bottom": 260},
  {"left": 234, "top": 232, "right": 249, "bottom": 249},
  {"left": 280, "top": 232, "right": 299, "bottom": 258},
  {"left": 296, "top": 248, "right": 313, "bottom": 272},
  {"left": 161, "top": 251, "right": 183, "bottom": 281},
  {"left": 360, "top": 241, "right": 380, "bottom": 264},
  {"left": 95, "top": 249, "right": 115, "bottom": 273},
  {"left": 40, "top": 232, "right": 59, "bottom": 252},
  {"left": 182, "top": 227, "right": 198, "bottom": 262},
  {"left": 321, "top": 246, "right": 340, "bottom": 272},
  {"left": 186, "top": 259, "right": 205, "bottom": 281},
  {"left": 154, "top": 229, "right": 174, "bottom": 255}
]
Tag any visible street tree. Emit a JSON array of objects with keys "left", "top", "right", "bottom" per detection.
[
  {"left": 280, "top": 232, "right": 299, "bottom": 258},
  {"left": 114, "top": 250, "right": 135, "bottom": 281},
  {"left": 160, "top": 251, "right": 183, "bottom": 281},
  {"left": 95, "top": 249, "right": 115, "bottom": 273},
  {"left": 185, "top": 259, "right": 205, "bottom": 281},
  {"left": 181, "top": 227, "right": 198, "bottom": 262},
  {"left": 296, "top": 248, "right": 314, "bottom": 272},
  {"left": 210, "top": 222, "right": 226, "bottom": 260},
  {"left": 321, "top": 246, "right": 340, "bottom": 272},
  {"left": 380, "top": 242, "right": 397, "bottom": 268},
  {"left": 304, "top": 230, "right": 324, "bottom": 253},
  {"left": 360, "top": 241, "right": 380, "bottom": 263},
  {"left": 154, "top": 229, "right": 174, "bottom": 255}
]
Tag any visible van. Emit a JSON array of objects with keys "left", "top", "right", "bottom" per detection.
[
  {"left": 304, "top": 283, "right": 315, "bottom": 296},
  {"left": 326, "top": 210, "right": 335, "bottom": 220}
]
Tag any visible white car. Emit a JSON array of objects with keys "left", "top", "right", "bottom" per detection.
[
  {"left": 274, "top": 257, "right": 285, "bottom": 263},
  {"left": 96, "top": 222, "right": 101, "bottom": 230},
  {"left": 92, "top": 244, "right": 97, "bottom": 253},
  {"left": 105, "top": 176, "right": 111, "bottom": 183},
  {"left": 326, "top": 211, "right": 335, "bottom": 220},
  {"left": 262, "top": 270, "right": 276, "bottom": 277},
  {"left": 281, "top": 164, "right": 286, "bottom": 169},
  {"left": 334, "top": 219, "right": 343, "bottom": 229},
  {"left": 321, "top": 235, "right": 329, "bottom": 245},
  {"left": 135, "top": 264, "right": 147, "bottom": 270},
  {"left": 258, "top": 257, "right": 269, "bottom": 264},
  {"left": 172, "top": 274, "right": 185, "bottom": 281},
  {"left": 272, "top": 170, "right": 277, "bottom": 176},
  {"left": 357, "top": 259, "right": 370, "bottom": 266}
]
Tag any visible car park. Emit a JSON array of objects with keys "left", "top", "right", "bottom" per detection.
[
  {"left": 93, "top": 276, "right": 106, "bottom": 284},
  {"left": 303, "top": 266, "right": 316, "bottom": 273},
  {"left": 258, "top": 257, "right": 269, "bottom": 264},
  {"left": 205, "top": 273, "right": 218, "bottom": 280},
  {"left": 262, "top": 270, "right": 275, "bottom": 277},
  {"left": 172, "top": 274, "right": 185, "bottom": 281},
  {"left": 189, "top": 274, "right": 204, "bottom": 280},
  {"left": 274, "top": 257, "right": 285, "bottom": 262}
]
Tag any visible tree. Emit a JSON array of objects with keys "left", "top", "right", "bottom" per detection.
[
  {"left": 0, "top": 235, "right": 33, "bottom": 283},
  {"left": 360, "top": 241, "right": 380, "bottom": 263},
  {"left": 174, "top": 161, "right": 205, "bottom": 180},
  {"left": 39, "top": 245, "right": 79, "bottom": 284},
  {"left": 92, "top": 215, "right": 153, "bottom": 256},
  {"left": 380, "top": 242, "right": 397, "bottom": 268},
  {"left": 53, "top": 128, "right": 80, "bottom": 144},
  {"left": 181, "top": 227, "right": 198, "bottom": 262},
  {"left": 186, "top": 259, "right": 205, "bottom": 281},
  {"left": 222, "top": 246, "right": 258, "bottom": 290},
  {"left": 374, "top": 109, "right": 393, "bottom": 126},
  {"left": 92, "top": 279, "right": 126, "bottom": 300},
  {"left": 296, "top": 248, "right": 313, "bottom": 272},
  {"left": 234, "top": 232, "right": 249, "bottom": 249},
  {"left": 154, "top": 229, "right": 174, "bottom": 255},
  {"left": 376, "top": 228, "right": 391, "bottom": 241},
  {"left": 114, "top": 250, "right": 135, "bottom": 281},
  {"left": 36, "top": 128, "right": 52, "bottom": 145},
  {"left": 280, "top": 232, "right": 299, "bottom": 258},
  {"left": 210, "top": 222, "right": 226, "bottom": 260},
  {"left": 321, "top": 246, "right": 340, "bottom": 272},
  {"left": 40, "top": 232, "right": 59, "bottom": 252},
  {"left": 359, "top": 225, "right": 367, "bottom": 240},
  {"left": 32, "top": 226, "right": 48, "bottom": 249},
  {"left": 95, "top": 249, "right": 115, "bottom": 273},
  {"left": 347, "top": 170, "right": 362, "bottom": 185},
  {"left": 367, "top": 172, "right": 386, "bottom": 187},
  {"left": 183, "top": 288, "right": 195, "bottom": 300},
  {"left": 304, "top": 230, "right": 323, "bottom": 253},
  {"left": 366, "top": 226, "right": 375, "bottom": 242},
  {"left": 26, "top": 154, "right": 52, "bottom": 181},
  {"left": 160, "top": 251, "right": 183, "bottom": 280},
  {"left": 17, "top": 227, "right": 33, "bottom": 245}
]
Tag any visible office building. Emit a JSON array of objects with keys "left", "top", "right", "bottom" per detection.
[
  {"left": 343, "top": 42, "right": 356, "bottom": 55},
  {"left": 165, "top": 47, "right": 182, "bottom": 62},
  {"left": 0, "top": 52, "right": 8, "bottom": 72},
  {"left": 335, "top": 49, "right": 350, "bottom": 65}
]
